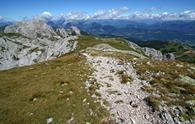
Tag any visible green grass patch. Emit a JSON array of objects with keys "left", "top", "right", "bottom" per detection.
[
  {"left": 76, "top": 35, "right": 139, "bottom": 52},
  {"left": 0, "top": 32, "right": 23, "bottom": 38}
]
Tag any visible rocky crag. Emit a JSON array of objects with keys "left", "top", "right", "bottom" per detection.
[{"left": 0, "top": 19, "right": 79, "bottom": 70}]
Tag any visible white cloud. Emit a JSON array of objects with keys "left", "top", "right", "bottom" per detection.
[
  {"left": 51, "top": 7, "right": 129, "bottom": 20},
  {"left": 35, "top": 11, "right": 53, "bottom": 21},
  {"left": 130, "top": 10, "right": 195, "bottom": 20},
  {"left": 37, "top": 8, "right": 195, "bottom": 21},
  {"left": 41, "top": 11, "right": 52, "bottom": 17},
  {"left": 92, "top": 7, "right": 129, "bottom": 19},
  {"left": 0, "top": 16, "right": 3, "bottom": 20},
  {"left": 62, "top": 12, "right": 90, "bottom": 20},
  {"left": 180, "top": 10, "right": 195, "bottom": 19}
]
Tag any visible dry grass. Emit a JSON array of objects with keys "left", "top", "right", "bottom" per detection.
[
  {"left": 116, "top": 70, "right": 133, "bottom": 84},
  {"left": 121, "top": 74, "right": 133, "bottom": 84},
  {"left": 145, "top": 96, "right": 161, "bottom": 111},
  {"left": 0, "top": 53, "right": 109, "bottom": 124}
]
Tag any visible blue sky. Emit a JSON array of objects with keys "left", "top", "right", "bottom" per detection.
[{"left": 1, "top": 0, "right": 195, "bottom": 20}]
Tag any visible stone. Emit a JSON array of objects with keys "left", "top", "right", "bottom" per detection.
[
  {"left": 29, "top": 113, "right": 34, "bottom": 116},
  {"left": 59, "top": 91, "right": 64, "bottom": 94},
  {"left": 129, "top": 101, "right": 138, "bottom": 108},
  {"left": 46, "top": 117, "right": 53, "bottom": 124},
  {"left": 69, "top": 91, "right": 73, "bottom": 95},
  {"left": 32, "top": 98, "right": 37, "bottom": 101},
  {"left": 110, "top": 69, "right": 115, "bottom": 73},
  {"left": 67, "top": 115, "right": 74, "bottom": 124},
  {"left": 176, "top": 64, "right": 184, "bottom": 68},
  {"left": 144, "top": 114, "right": 150, "bottom": 120},
  {"left": 83, "top": 98, "right": 87, "bottom": 102}
]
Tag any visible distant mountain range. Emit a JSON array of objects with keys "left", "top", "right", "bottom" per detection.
[{"left": 46, "top": 19, "right": 195, "bottom": 45}]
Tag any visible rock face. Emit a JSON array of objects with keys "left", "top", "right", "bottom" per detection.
[
  {"left": 143, "top": 47, "right": 163, "bottom": 60},
  {"left": 70, "top": 26, "right": 81, "bottom": 35},
  {"left": 56, "top": 28, "right": 68, "bottom": 38},
  {"left": 4, "top": 19, "right": 57, "bottom": 39},
  {"left": 143, "top": 47, "right": 175, "bottom": 60},
  {"left": 0, "top": 20, "right": 79, "bottom": 70}
]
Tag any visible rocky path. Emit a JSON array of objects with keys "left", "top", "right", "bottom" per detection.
[{"left": 83, "top": 53, "right": 162, "bottom": 124}]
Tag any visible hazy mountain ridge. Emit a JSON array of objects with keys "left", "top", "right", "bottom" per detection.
[{"left": 44, "top": 19, "right": 195, "bottom": 45}]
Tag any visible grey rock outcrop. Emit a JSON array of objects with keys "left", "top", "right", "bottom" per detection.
[
  {"left": 143, "top": 47, "right": 175, "bottom": 60},
  {"left": 160, "top": 110, "right": 175, "bottom": 124},
  {"left": 143, "top": 47, "right": 164, "bottom": 60},
  {"left": 56, "top": 28, "right": 68, "bottom": 38},
  {"left": 0, "top": 20, "right": 79, "bottom": 70},
  {"left": 163, "top": 53, "right": 175, "bottom": 60},
  {"left": 70, "top": 26, "right": 81, "bottom": 35},
  {"left": 4, "top": 19, "right": 57, "bottom": 39},
  {"left": 159, "top": 106, "right": 195, "bottom": 124}
]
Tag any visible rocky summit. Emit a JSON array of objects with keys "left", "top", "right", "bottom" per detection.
[
  {"left": 0, "top": 20, "right": 79, "bottom": 70},
  {"left": 0, "top": 20, "right": 194, "bottom": 124}
]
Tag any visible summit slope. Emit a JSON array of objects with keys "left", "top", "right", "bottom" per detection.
[{"left": 0, "top": 23, "right": 194, "bottom": 124}]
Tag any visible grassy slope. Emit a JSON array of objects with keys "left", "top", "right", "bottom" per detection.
[
  {"left": 0, "top": 53, "right": 109, "bottom": 124},
  {"left": 134, "top": 60, "right": 195, "bottom": 120},
  {"left": 0, "top": 35, "right": 139, "bottom": 124},
  {"left": 135, "top": 40, "right": 188, "bottom": 53},
  {"left": 76, "top": 35, "right": 136, "bottom": 52}
]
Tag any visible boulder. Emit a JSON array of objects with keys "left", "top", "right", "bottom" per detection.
[{"left": 163, "top": 53, "right": 175, "bottom": 60}]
